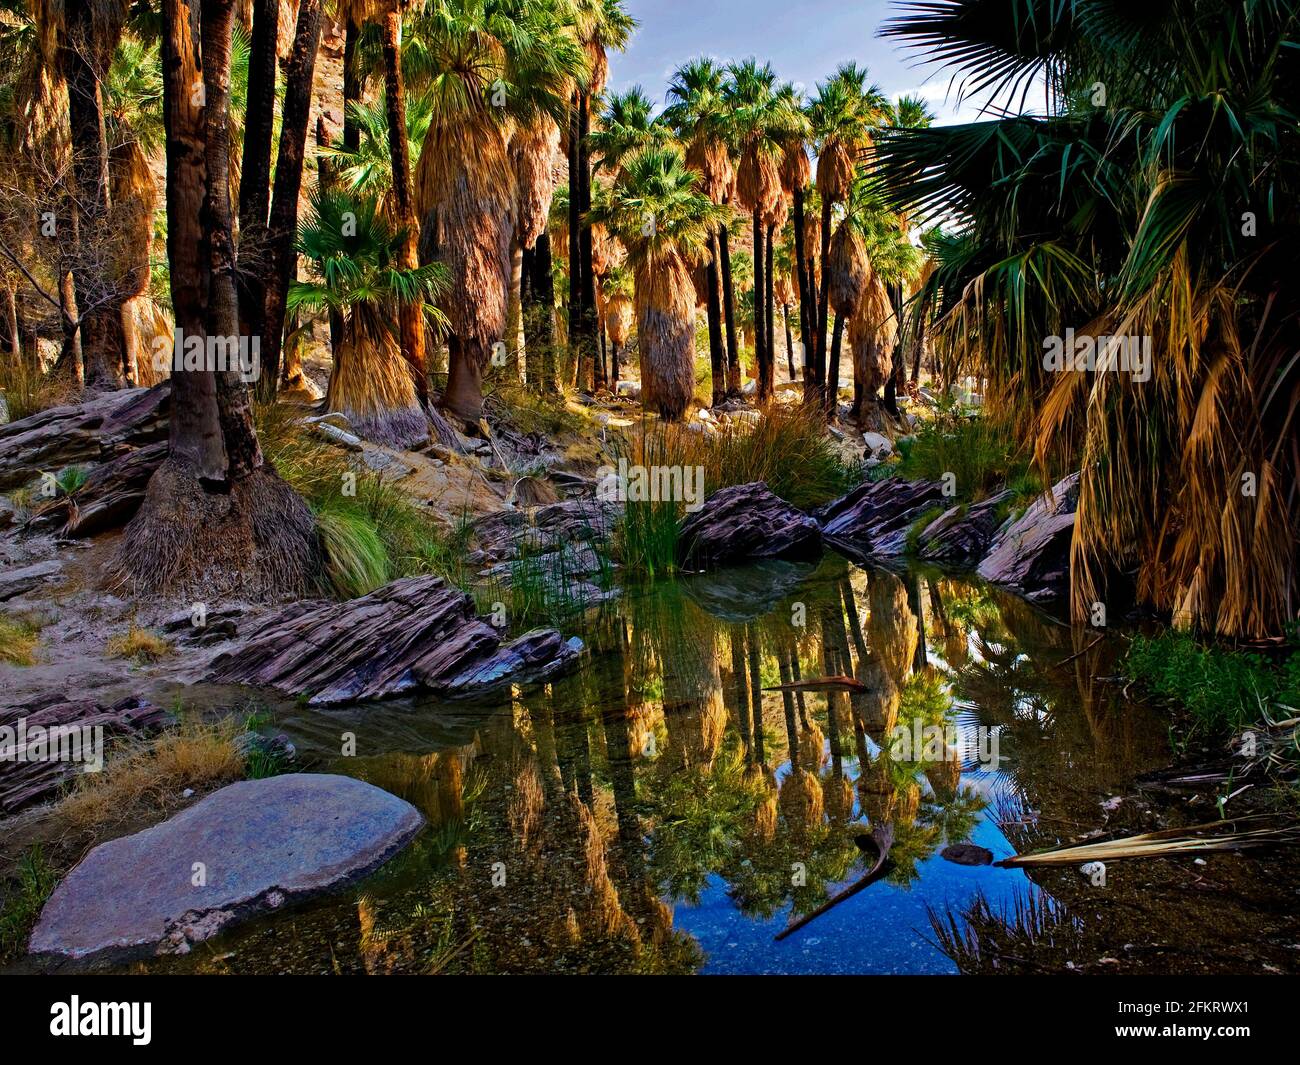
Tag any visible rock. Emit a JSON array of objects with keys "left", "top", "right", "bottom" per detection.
[
  {"left": 977, "top": 474, "right": 1079, "bottom": 603},
  {"left": 358, "top": 447, "right": 413, "bottom": 478},
  {"left": 940, "top": 843, "right": 994, "bottom": 866},
  {"left": 29, "top": 773, "right": 424, "bottom": 961},
  {"left": 915, "top": 490, "right": 1013, "bottom": 565},
  {"left": 0, "top": 559, "right": 63, "bottom": 602},
  {"left": 24, "top": 441, "right": 167, "bottom": 537},
  {"left": 162, "top": 605, "right": 243, "bottom": 646},
  {"left": 470, "top": 499, "right": 616, "bottom": 566},
  {"left": 861, "top": 431, "right": 893, "bottom": 460},
  {"left": 206, "top": 574, "right": 582, "bottom": 705},
  {"left": 0, "top": 384, "right": 169, "bottom": 491},
  {"left": 676, "top": 482, "right": 822, "bottom": 569},
  {"left": 816, "top": 476, "right": 945, "bottom": 559},
  {"left": 0, "top": 696, "right": 172, "bottom": 816}
]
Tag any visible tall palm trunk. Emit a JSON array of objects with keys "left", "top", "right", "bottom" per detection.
[
  {"left": 567, "top": 96, "right": 585, "bottom": 388},
  {"left": 61, "top": 1, "right": 124, "bottom": 387},
  {"left": 783, "top": 303, "right": 794, "bottom": 380},
  {"left": 706, "top": 231, "right": 725, "bottom": 406},
  {"left": 202, "top": 0, "right": 261, "bottom": 479},
  {"left": 237, "top": 0, "right": 278, "bottom": 345},
  {"left": 815, "top": 196, "right": 833, "bottom": 401},
  {"left": 751, "top": 207, "right": 766, "bottom": 397},
  {"left": 763, "top": 220, "right": 776, "bottom": 399},
  {"left": 343, "top": 14, "right": 361, "bottom": 152},
  {"left": 792, "top": 184, "right": 814, "bottom": 401},
  {"left": 161, "top": 0, "right": 224, "bottom": 482},
  {"left": 381, "top": 5, "right": 428, "bottom": 402},
  {"left": 522, "top": 231, "right": 558, "bottom": 393},
  {"left": 578, "top": 93, "right": 598, "bottom": 390},
  {"left": 909, "top": 299, "right": 929, "bottom": 386},
  {"left": 259, "top": 0, "right": 323, "bottom": 400},
  {"left": 719, "top": 222, "right": 740, "bottom": 395},
  {"left": 825, "top": 311, "right": 845, "bottom": 420}
]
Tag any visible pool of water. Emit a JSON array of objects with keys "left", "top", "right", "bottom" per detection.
[{"left": 119, "top": 555, "right": 1300, "bottom": 975}]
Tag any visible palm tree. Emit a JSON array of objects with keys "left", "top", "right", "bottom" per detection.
[
  {"left": 774, "top": 81, "right": 813, "bottom": 396},
  {"left": 289, "top": 189, "right": 448, "bottom": 445},
  {"left": 723, "top": 59, "right": 786, "bottom": 402},
  {"left": 808, "top": 63, "right": 887, "bottom": 414},
  {"left": 589, "top": 86, "right": 669, "bottom": 180},
  {"left": 567, "top": 0, "right": 635, "bottom": 394},
  {"left": 876, "top": 0, "right": 1300, "bottom": 638},
  {"left": 412, "top": 0, "right": 587, "bottom": 431},
  {"left": 598, "top": 261, "right": 632, "bottom": 393},
  {"left": 115, "top": 0, "right": 317, "bottom": 600},
  {"left": 321, "top": 95, "right": 435, "bottom": 206},
  {"left": 664, "top": 56, "right": 735, "bottom": 404},
  {"left": 588, "top": 145, "right": 722, "bottom": 420}
]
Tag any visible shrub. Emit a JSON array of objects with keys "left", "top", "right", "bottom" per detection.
[{"left": 1124, "top": 630, "right": 1300, "bottom": 733}]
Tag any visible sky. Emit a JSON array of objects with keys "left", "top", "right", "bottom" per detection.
[{"left": 607, "top": 0, "right": 989, "bottom": 125}]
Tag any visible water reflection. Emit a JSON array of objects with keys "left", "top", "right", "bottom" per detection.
[{"left": 141, "top": 555, "right": 1174, "bottom": 975}]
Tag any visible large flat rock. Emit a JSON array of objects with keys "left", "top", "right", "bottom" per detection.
[
  {"left": 0, "top": 384, "right": 169, "bottom": 491},
  {"left": 29, "top": 773, "right": 424, "bottom": 962},
  {"left": 817, "top": 476, "right": 946, "bottom": 559},
  {"left": 206, "top": 574, "right": 582, "bottom": 704},
  {"left": 977, "top": 474, "right": 1079, "bottom": 602},
  {"left": 676, "top": 482, "right": 822, "bottom": 569}
]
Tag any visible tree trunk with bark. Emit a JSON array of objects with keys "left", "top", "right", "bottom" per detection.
[
  {"left": 61, "top": 1, "right": 125, "bottom": 388},
  {"left": 237, "top": 0, "right": 277, "bottom": 348},
  {"left": 751, "top": 208, "right": 766, "bottom": 399},
  {"left": 792, "top": 185, "right": 814, "bottom": 402},
  {"left": 815, "top": 197, "right": 833, "bottom": 410},
  {"left": 706, "top": 231, "right": 725, "bottom": 406},
  {"left": 114, "top": 0, "right": 317, "bottom": 601},
  {"left": 763, "top": 220, "right": 776, "bottom": 400},
  {"left": 259, "top": 0, "right": 323, "bottom": 400},
  {"left": 381, "top": 6, "right": 429, "bottom": 402},
  {"left": 826, "top": 311, "right": 844, "bottom": 420},
  {"left": 719, "top": 222, "right": 740, "bottom": 396}
]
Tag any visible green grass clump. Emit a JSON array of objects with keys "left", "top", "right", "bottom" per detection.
[
  {"left": 611, "top": 406, "right": 860, "bottom": 579},
  {"left": 893, "top": 409, "right": 1041, "bottom": 505},
  {"left": 255, "top": 402, "right": 476, "bottom": 598},
  {"left": 1124, "top": 630, "right": 1300, "bottom": 733},
  {"left": 316, "top": 504, "right": 390, "bottom": 598},
  {"left": 0, "top": 846, "right": 58, "bottom": 964}
]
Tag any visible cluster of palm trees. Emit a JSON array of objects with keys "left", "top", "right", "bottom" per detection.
[{"left": 580, "top": 58, "right": 929, "bottom": 422}]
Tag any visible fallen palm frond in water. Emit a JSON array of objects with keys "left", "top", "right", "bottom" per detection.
[
  {"left": 995, "top": 814, "right": 1300, "bottom": 867},
  {"left": 774, "top": 823, "right": 894, "bottom": 941},
  {"left": 763, "top": 675, "right": 867, "bottom": 694}
]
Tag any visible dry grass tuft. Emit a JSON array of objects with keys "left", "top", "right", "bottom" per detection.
[
  {"left": 0, "top": 616, "right": 41, "bottom": 665},
  {"left": 105, "top": 623, "right": 172, "bottom": 663},
  {"left": 58, "top": 719, "right": 246, "bottom": 833}
]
